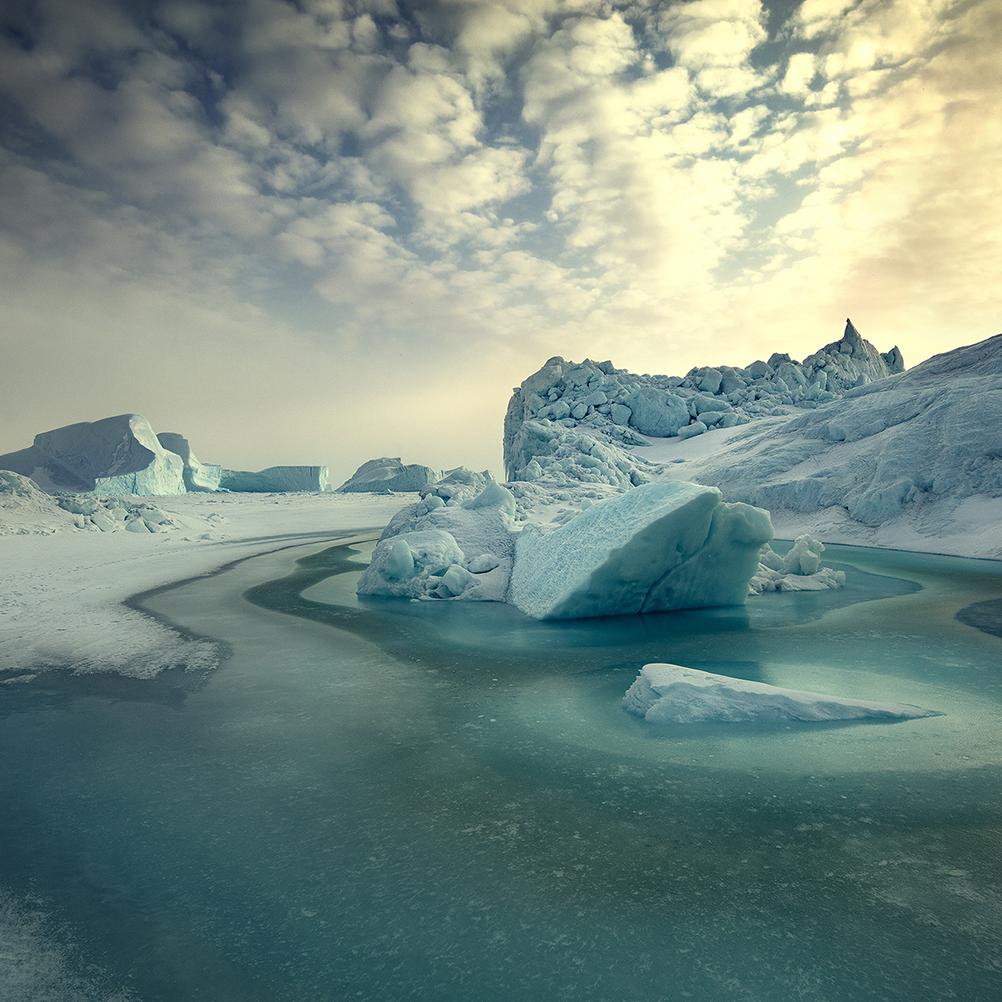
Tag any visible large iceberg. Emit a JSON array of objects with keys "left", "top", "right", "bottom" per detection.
[
  {"left": 157, "top": 432, "right": 222, "bottom": 492},
  {"left": 0, "top": 414, "right": 186, "bottom": 496},
  {"left": 624, "top": 664, "right": 940, "bottom": 724},
  {"left": 219, "top": 466, "right": 329, "bottom": 492},
  {"left": 509, "top": 481, "right": 772, "bottom": 619},
  {"left": 337, "top": 457, "right": 442, "bottom": 493},
  {"left": 503, "top": 319, "right": 902, "bottom": 486}
]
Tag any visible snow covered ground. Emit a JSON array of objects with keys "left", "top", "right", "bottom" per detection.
[{"left": 0, "top": 492, "right": 410, "bottom": 679}]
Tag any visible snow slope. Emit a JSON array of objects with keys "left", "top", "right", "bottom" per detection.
[
  {"left": 657, "top": 334, "right": 1002, "bottom": 557},
  {"left": 624, "top": 664, "right": 940, "bottom": 724}
]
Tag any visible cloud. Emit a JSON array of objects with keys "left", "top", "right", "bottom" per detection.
[{"left": 0, "top": 0, "right": 999, "bottom": 472}]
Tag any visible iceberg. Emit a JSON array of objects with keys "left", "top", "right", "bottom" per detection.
[
  {"left": 508, "top": 481, "right": 773, "bottom": 620},
  {"left": 0, "top": 414, "right": 186, "bottom": 496},
  {"left": 623, "top": 663, "right": 940, "bottom": 724},
  {"left": 219, "top": 466, "right": 329, "bottom": 492},
  {"left": 337, "top": 458, "right": 441, "bottom": 493}
]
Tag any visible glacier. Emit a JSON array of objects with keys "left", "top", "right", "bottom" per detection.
[
  {"left": 623, "top": 664, "right": 940, "bottom": 725},
  {"left": 660, "top": 333, "right": 1002, "bottom": 551},
  {"left": 502, "top": 323, "right": 1002, "bottom": 559}
]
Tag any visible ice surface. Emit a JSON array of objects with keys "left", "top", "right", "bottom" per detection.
[
  {"left": 623, "top": 663, "right": 940, "bottom": 724},
  {"left": 0, "top": 492, "right": 410, "bottom": 677},
  {"left": 0, "top": 414, "right": 186, "bottom": 495},
  {"left": 509, "top": 481, "right": 772, "bottom": 620},
  {"left": 337, "top": 457, "right": 442, "bottom": 493},
  {"left": 157, "top": 432, "right": 222, "bottom": 491},
  {"left": 219, "top": 466, "right": 329, "bottom": 492}
]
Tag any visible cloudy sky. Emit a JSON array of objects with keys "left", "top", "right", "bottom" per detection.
[{"left": 1, "top": 0, "right": 999, "bottom": 478}]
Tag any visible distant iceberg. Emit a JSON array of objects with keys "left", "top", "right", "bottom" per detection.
[
  {"left": 624, "top": 663, "right": 940, "bottom": 724},
  {"left": 337, "top": 457, "right": 441, "bottom": 493},
  {"left": 0, "top": 414, "right": 186, "bottom": 496}
]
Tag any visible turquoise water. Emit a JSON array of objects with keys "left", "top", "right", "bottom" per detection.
[{"left": 2, "top": 540, "right": 1002, "bottom": 1000}]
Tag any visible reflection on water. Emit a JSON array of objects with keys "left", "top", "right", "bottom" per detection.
[{"left": 1, "top": 540, "right": 1001, "bottom": 1001}]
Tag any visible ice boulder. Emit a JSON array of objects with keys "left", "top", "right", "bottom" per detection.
[
  {"left": 0, "top": 414, "right": 186, "bottom": 495},
  {"left": 624, "top": 663, "right": 940, "bottom": 724},
  {"left": 157, "top": 432, "right": 221, "bottom": 492},
  {"left": 337, "top": 457, "right": 442, "bottom": 493},
  {"left": 508, "top": 481, "right": 773, "bottom": 620},
  {"left": 358, "top": 529, "right": 471, "bottom": 599},
  {"left": 219, "top": 466, "right": 329, "bottom": 492}
]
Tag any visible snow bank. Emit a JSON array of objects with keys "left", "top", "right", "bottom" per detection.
[
  {"left": 337, "top": 457, "right": 442, "bottom": 493},
  {"left": 509, "top": 481, "right": 772, "bottom": 619},
  {"left": 219, "top": 466, "right": 329, "bottom": 492},
  {"left": 623, "top": 663, "right": 940, "bottom": 724},
  {"left": 0, "top": 414, "right": 186, "bottom": 495}
]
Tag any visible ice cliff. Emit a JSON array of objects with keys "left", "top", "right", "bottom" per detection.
[{"left": 157, "top": 432, "right": 222, "bottom": 492}]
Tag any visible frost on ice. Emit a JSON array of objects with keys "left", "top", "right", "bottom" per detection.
[
  {"left": 509, "top": 481, "right": 773, "bottom": 619},
  {"left": 623, "top": 663, "right": 940, "bottom": 724}
]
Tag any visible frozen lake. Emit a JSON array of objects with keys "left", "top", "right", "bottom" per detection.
[{"left": 2, "top": 539, "right": 1002, "bottom": 1000}]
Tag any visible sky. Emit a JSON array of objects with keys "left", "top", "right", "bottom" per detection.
[{"left": 1, "top": 0, "right": 999, "bottom": 480}]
